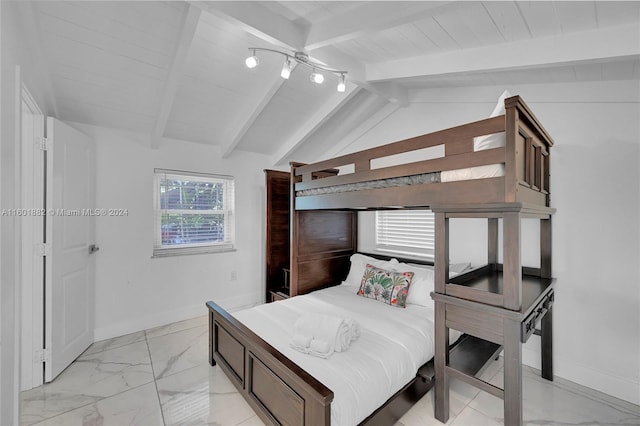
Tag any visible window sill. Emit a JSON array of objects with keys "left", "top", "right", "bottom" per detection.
[{"left": 152, "top": 247, "right": 236, "bottom": 258}]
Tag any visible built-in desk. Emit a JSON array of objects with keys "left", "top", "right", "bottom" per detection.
[{"left": 431, "top": 203, "right": 555, "bottom": 426}]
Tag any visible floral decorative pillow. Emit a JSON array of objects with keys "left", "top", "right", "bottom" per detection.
[{"left": 357, "top": 264, "right": 414, "bottom": 308}]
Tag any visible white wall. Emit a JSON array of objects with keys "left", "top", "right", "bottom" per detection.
[
  {"left": 345, "top": 81, "right": 640, "bottom": 405},
  {"left": 70, "top": 124, "right": 272, "bottom": 341}
]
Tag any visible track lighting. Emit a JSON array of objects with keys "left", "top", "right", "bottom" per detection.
[
  {"left": 280, "top": 58, "right": 293, "bottom": 79},
  {"left": 244, "top": 47, "right": 348, "bottom": 92},
  {"left": 245, "top": 49, "right": 258, "bottom": 69},
  {"left": 337, "top": 74, "right": 346, "bottom": 92},
  {"left": 310, "top": 70, "right": 324, "bottom": 84}
]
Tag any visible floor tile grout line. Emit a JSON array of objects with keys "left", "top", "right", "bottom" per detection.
[
  {"left": 144, "top": 331, "right": 168, "bottom": 426},
  {"left": 22, "top": 381, "right": 158, "bottom": 426},
  {"left": 21, "top": 397, "right": 102, "bottom": 426},
  {"left": 144, "top": 317, "right": 208, "bottom": 341}
]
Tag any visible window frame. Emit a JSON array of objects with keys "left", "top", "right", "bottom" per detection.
[
  {"left": 152, "top": 168, "right": 235, "bottom": 258},
  {"left": 375, "top": 209, "right": 435, "bottom": 261}
]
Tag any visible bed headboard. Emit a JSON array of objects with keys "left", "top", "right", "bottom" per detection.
[
  {"left": 290, "top": 210, "right": 357, "bottom": 296},
  {"left": 289, "top": 163, "right": 358, "bottom": 296}
]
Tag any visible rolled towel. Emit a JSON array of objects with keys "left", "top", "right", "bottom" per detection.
[
  {"left": 292, "top": 333, "right": 312, "bottom": 348},
  {"left": 335, "top": 318, "right": 360, "bottom": 352},
  {"left": 290, "top": 333, "right": 312, "bottom": 354},
  {"left": 308, "top": 339, "right": 332, "bottom": 358},
  {"left": 334, "top": 321, "right": 351, "bottom": 353},
  {"left": 293, "top": 313, "right": 343, "bottom": 352},
  {"left": 344, "top": 318, "right": 360, "bottom": 342},
  {"left": 293, "top": 313, "right": 360, "bottom": 354}
]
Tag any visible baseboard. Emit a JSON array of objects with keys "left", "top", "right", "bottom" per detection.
[
  {"left": 523, "top": 345, "right": 640, "bottom": 407},
  {"left": 93, "top": 291, "right": 262, "bottom": 341}
]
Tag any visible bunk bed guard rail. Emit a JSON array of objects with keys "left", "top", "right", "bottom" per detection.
[{"left": 293, "top": 96, "right": 553, "bottom": 211}]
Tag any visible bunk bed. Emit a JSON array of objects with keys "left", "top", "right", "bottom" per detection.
[{"left": 206, "top": 95, "right": 555, "bottom": 425}]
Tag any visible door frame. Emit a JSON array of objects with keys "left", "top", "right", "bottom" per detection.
[{"left": 20, "top": 83, "right": 45, "bottom": 390}]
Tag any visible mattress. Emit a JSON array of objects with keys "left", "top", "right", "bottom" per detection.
[
  {"left": 233, "top": 285, "right": 461, "bottom": 425},
  {"left": 295, "top": 164, "right": 504, "bottom": 197}
]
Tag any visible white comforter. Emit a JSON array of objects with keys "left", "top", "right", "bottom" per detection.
[{"left": 234, "top": 285, "right": 449, "bottom": 425}]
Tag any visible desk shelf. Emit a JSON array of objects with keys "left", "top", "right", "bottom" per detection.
[{"left": 431, "top": 203, "right": 555, "bottom": 426}]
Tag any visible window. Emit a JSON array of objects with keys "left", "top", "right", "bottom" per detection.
[
  {"left": 153, "top": 169, "right": 235, "bottom": 257},
  {"left": 375, "top": 210, "right": 435, "bottom": 260}
]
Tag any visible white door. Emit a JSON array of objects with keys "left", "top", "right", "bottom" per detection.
[
  {"left": 20, "top": 87, "right": 45, "bottom": 390},
  {"left": 45, "top": 118, "right": 96, "bottom": 382}
]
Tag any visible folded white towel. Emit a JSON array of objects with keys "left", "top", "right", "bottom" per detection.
[
  {"left": 344, "top": 318, "right": 360, "bottom": 344},
  {"left": 308, "top": 339, "right": 331, "bottom": 358},
  {"left": 291, "top": 313, "right": 360, "bottom": 358},
  {"left": 292, "top": 333, "right": 312, "bottom": 348}
]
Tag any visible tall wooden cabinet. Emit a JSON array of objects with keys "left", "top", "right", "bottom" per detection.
[
  {"left": 265, "top": 167, "right": 358, "bottom": 302},
  {"left": 264, "top": 170, "right": 291, "bottom": 302}
]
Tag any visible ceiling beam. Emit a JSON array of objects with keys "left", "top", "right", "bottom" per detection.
[
  {"left": 150, "top": 5, "right": 201, "bottom": 149},
  {"left": 194, "top": 1, "right": 308, "bottom": 51},
  {"left": 365, "top": 82, "right": 409, "bottom": 106},
  {"left": 305, "top": 1, "right": 452, "bottom": 51},
  {"left": 194, "top": 2, "right": 406, "bottom": 106},
  {"left": 367, "top": 23, "right": 640, "bottom": 82},
  {"left": 221, "top": 63, "right": 297, "bottom": 158},
  {"left": 271, "top": 84, "right": 361, "bottom": 166}
]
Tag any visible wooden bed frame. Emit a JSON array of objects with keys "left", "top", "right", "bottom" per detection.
[
  {"left": 207, "top": 255, "right": 502, "bottom": 426},
  {"left": 207, "top": 95, "right": 554, "bottom": 425}
]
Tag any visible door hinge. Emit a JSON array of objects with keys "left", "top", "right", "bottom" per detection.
[
  {"left": 36, "top": 243, "right": 51, "bottom": 257},
  {"left": 37, "top": 137, "right": 50, "bottom": 151},
  {"left": 34, "top": 348, "right": 51, "bottom": 363}
]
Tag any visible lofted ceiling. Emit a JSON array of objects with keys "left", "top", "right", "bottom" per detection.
[{"left": 21, "top": 1, "right": 640, "bottom": 165}]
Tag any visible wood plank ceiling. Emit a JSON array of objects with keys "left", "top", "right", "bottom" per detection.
[{"left": 23, "top": 1, "right": 640, "bottom": 165}]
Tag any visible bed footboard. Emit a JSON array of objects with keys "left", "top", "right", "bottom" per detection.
[{"left": 206, "top": 301, "right": 333, "bottom": 426}]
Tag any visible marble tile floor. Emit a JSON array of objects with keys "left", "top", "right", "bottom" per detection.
[{"left": 20, "top": 315, "right": 640, "bottom": 426}]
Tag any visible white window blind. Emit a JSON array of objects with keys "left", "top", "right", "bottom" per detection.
[
  {"left": 153, "top": 169, "right": 235, "bottom": 257},
  {"left": 375, "top": 210, "right": 435, "bottom": 260}
]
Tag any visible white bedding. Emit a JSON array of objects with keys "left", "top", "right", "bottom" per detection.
[
  {"left": 440, "top": 163, "right": 505, "bottom": 183},
  {"left": 234, "top": 285, "right": 461, "bottom": 425}
]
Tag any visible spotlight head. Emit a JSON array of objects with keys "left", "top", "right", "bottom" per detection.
[
  {"left": 310, "top": 71, "right": 324, "bottom": 84},
  {"left": 245, "top": 55, "right": 258, "bottom": 69},
  {"left": 280, "top": 58, "right": 292, "bottom": 79},
  {"left": 337, "top": 74, "right": 346, "bottom": 92}
]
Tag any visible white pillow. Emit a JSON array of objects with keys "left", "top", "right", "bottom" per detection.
[
  {"left": 473, "top": 90, "right": 511, "bottom": 152},
  {"left": 343, "top": 254, "right": 398, "bottom": 287},
  {"left": 405, "top": 266, "right": 434, "bottom": 307}
]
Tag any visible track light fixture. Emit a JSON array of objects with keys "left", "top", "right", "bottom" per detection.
[
  {"left": 337, "top": 73, "right": 346, "bottom": 92},
  {"left": 245, "top": 49, "right": 259, "bottom": 69},
  {"left": 245, "top": 47, "right": 347, "bottom": 92},
  {"left": 280, "top": 57, "right": 293, "bottom": 79},
  {"left": 310, "top": 70, "right": 324, "bottom": 84}
]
